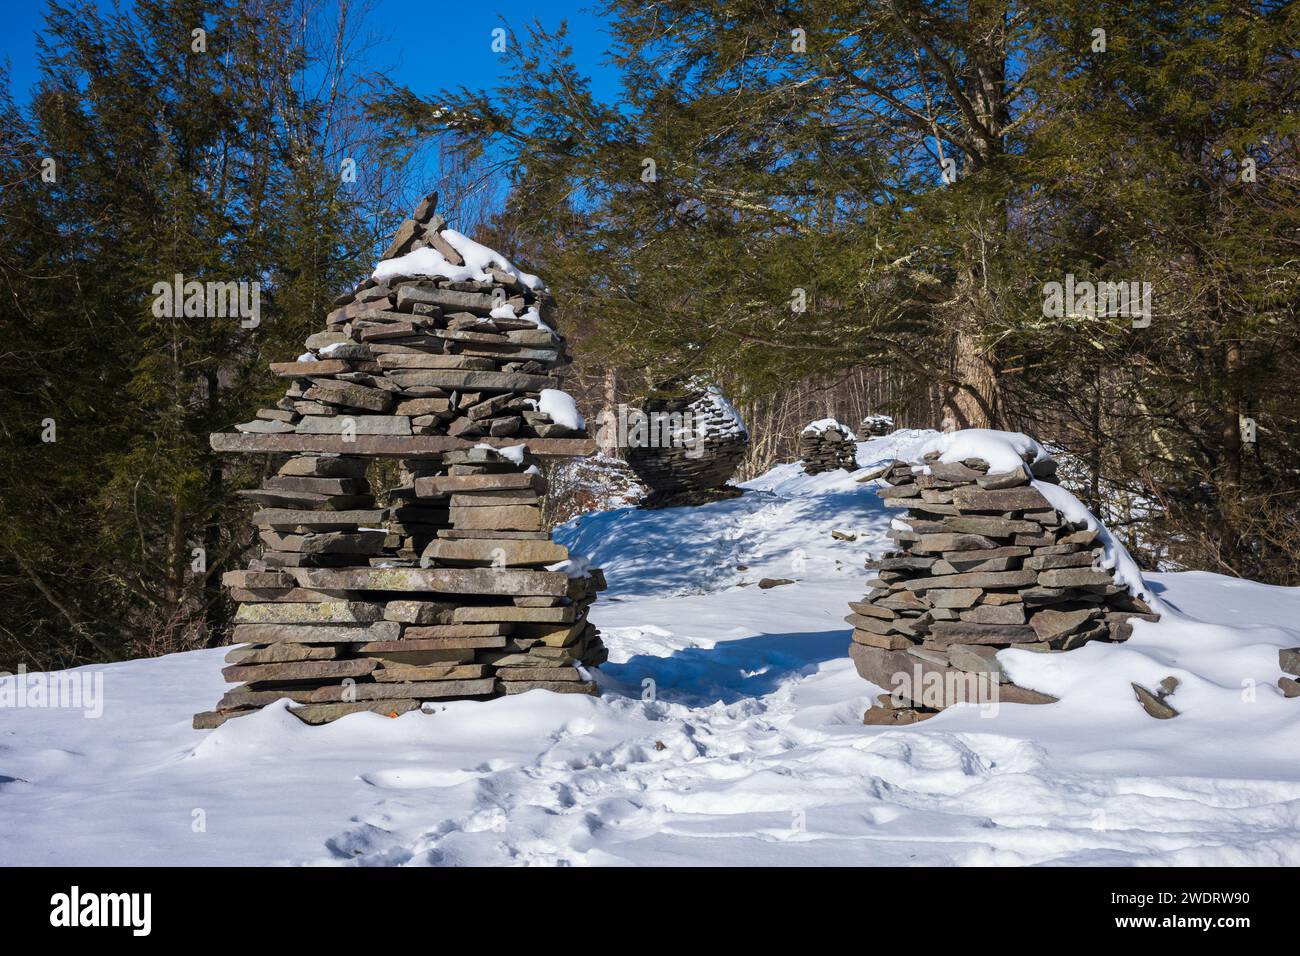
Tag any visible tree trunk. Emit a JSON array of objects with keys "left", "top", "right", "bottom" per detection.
[
  {"left": 946, "top": 328, "right": 1002, "bottom": 429},
  {"left": 1219, "top": 335, "right": 1244, "bottom": 567}
]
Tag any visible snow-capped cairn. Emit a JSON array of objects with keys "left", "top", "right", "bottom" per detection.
[
  {"left": 848, "top": 430, "right": 1159, "bottom": 726},
  {"left": 799, "top": 419, "right": 857, "bottom": 474},
  {"left": 624, "top": 379, "right": 749, "bottom": 508},
  {"left": 860, "top": 414, "right": 895, "bottom": 437},
  {"left": 194, "top": 191, "right": 607, "bottom": 729}
]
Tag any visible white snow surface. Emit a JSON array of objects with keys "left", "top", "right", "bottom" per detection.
[{"left": 2, "top": 429, "right": 1298, "bottom": 866}]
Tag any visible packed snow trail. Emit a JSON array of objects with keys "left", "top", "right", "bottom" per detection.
[{"left": 1, "top": 430, "right": 1299, "bottom": 866}]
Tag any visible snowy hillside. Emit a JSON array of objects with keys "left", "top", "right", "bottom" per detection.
[{"left": 2, "top": 430, "right": 1299, "bottom": 866}]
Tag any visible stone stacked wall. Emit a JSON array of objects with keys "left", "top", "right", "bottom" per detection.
[
  {"left": 194, "top": 193, "right": 606, "bottom": 728},
  {"left": 848, "top": 451, "right": 1158, "bottom": 725}
]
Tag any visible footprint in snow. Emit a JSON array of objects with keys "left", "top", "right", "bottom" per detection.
[{"left": 359, "top": 767, "right": 485, "bottom": 790}]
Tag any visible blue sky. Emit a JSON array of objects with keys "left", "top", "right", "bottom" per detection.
[{"left": 1, "top": 0, "right": 620, "bottom": 103}]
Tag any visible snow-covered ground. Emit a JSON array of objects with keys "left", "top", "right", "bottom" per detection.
[{"left": 2, "top": 430, "right": 1299, "bottom": 866}]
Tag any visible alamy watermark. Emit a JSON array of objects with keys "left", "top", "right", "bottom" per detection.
[
  {"left": 50, "top": 886, "right": 150, "bottom": 936},
  {"left": 151, "top": 273, "right": 260, "bottom": 328},
  {"left": 1042, "top": 274, "right": 1152, "bottom": 328},
  {"left": 0, "top": 664, "right": 104, "bottom": 718},
  {"left": 889, "top": 664, "right": 1000, "bottom": 718},
  {"left": 593, "top": 404, "right": 709, "bottom": 458}
]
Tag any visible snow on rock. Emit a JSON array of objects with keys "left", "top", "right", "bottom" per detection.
[
  {"left": 1033, "top": 478, "right": 1159, "bottom": 607},
  {"left": 801, "top": 417, "right": 857, "bottom": 440},
  {"left": 547, "top": 555, "right": 592, "bottom": 579},
  {"left": 697, "top": 385, "right": 747, "bottom": 439},
  {"left": 473, "top": 442, "right": 527, "bottom": 466},
  {"left": 537, "top": 389, "right": 584, "bottom": 431},
  {"left": 2, "top": 428, "right": 1298, "bottom": 866},
  {"left": 440, "top": 229, "right": 544, "bottom": 291},
  {"left": 372, "top": 228, "right": 544, "bottom": 292},
  {"left": 913, "top": 428, "right": 1051, "bottom": 473}
]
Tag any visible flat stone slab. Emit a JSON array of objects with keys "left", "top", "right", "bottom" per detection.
[
  {"left": 414, "top": 473, "right": 546, "bottom": 496},
  {"left": 902, "top": 569, "right": 1038, "bottom": 591},
  {"left": 940, "top": 516, "right": 1042, "bottom": 536},
  {"left": 211, "top": 432, "right": 596, "bottom": 459},
  {"left": 951, "top": 486, "right": 1052, "bottom": 512},
  {"left": 224, "top": 644, "right": 340, "bottom": 664},
  {"left": 221, "top": 658, "right": 377, "bottom": 683},
  {"left": 296, "top": 415, "right": 411, "bottom": 435},
  {"left": 1037, "top": 567, "right": 1115, "bottom": 588},
  {"left": 422, "top": 538, "right": 568, "bottom": 566},
  {"left": 234, "top": 601, "right": 385, "bottom": 624},
  {"left": 403, "top": 623, "right": 514, "bottom": 638},
  {"left": 446, "top": 504, "right": 543, "bottom": 531},
  {"left": 288, "top": 566, "right": 571, "bottom": 596},
  {"left": 500, "top": 680, "right": 598, "bottom": 695},
  {"left": 386, "top": 369, "right": 560, "bottom": 392},
  {"left": 371, "top": 663, "right": 490, "bottom": 682},
  {"left": 231, "top": 621, "right": 402, "bottom": 644},
  {"left": 251, "top": 508, "right": 387, "bottom": 529},
  {"left": 925, "top": 622, "right": 1040, "bottom": 646},
  {"left": 452, "top": 605, "right": 575, "bottom": 623},
  {"left": 287, "top": 700, "right": 427, "bottom": 724},
  {"left": 495, "top": 666, "right": 584, "bottom": 681},
  {"left": 308, "top": 678, "right": 496, "bottom": 701},
  {"left": 1029, "top": 606, "right": 1097, "bottom": 640}
]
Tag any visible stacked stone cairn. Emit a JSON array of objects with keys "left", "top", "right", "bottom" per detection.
[
  {"left": 193, "top": 191, "right": 608, "bottom": 729},
  {"left": 860, "top": 414, "right": 895, "bottom": 437},
  {"left": 799, "top": 419, "right": 858, "bottom": 474},
  {"left": 848, "top": 448, "right": 1159, "bottom": 725},
  {"left": 625, "top": 382, "right": 749, "bottom": 508}
]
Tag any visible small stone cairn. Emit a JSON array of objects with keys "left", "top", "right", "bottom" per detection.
[
  {"left": 848, "top": 443, "right": 1159, "bottom": 725},
  {"left": 860, "top": 414, "right": 895, "bottom": 437},
  {"left": 625, "top": 382, "right": 749, "bottom": 508},
  {"left": 194, "top": 192, "right": 607, "bottom": 729},
  {"left": 799, "top": 419, "right": 858, "bottom": 474}
]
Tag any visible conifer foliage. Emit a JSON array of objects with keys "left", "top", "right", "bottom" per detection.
[{"left": 0, "top": 0, "right": 402, "bottom": 669}]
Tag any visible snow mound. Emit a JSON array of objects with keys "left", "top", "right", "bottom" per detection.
[{"left": 913, "top": 428, "right": 1051, "bottom": 473}]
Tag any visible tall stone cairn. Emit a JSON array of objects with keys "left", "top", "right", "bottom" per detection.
[
  {"left": 849, "top": 449, "right": 1159, "bottom": 725},
  {"left": 625, "top": 383, "right": 749, "bottom": 508},
  {"left": 799, "top": 420, "right": 857, "bottom": 474},
  {"left": 194, "top": 192, "right": 608, "bottom": 729}
]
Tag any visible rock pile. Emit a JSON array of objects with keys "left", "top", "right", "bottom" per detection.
[
  {"left": 1280, "top": 648, "right": 1300, "bottom": 698},
  {"left": 860, "top": 414, "right": 895, "bottom": 437},
  {"left": 625, "top": 383, "right": 749, "bottom": 508},
  {"left": 847, "top": 441, "right": 1159, "bottom": 725},
  {"left": 194, "top": 192, "right": 608, "bottom": 729},
  {"left": 799, "top": 419, "right": 858, "bottom": 474}
]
